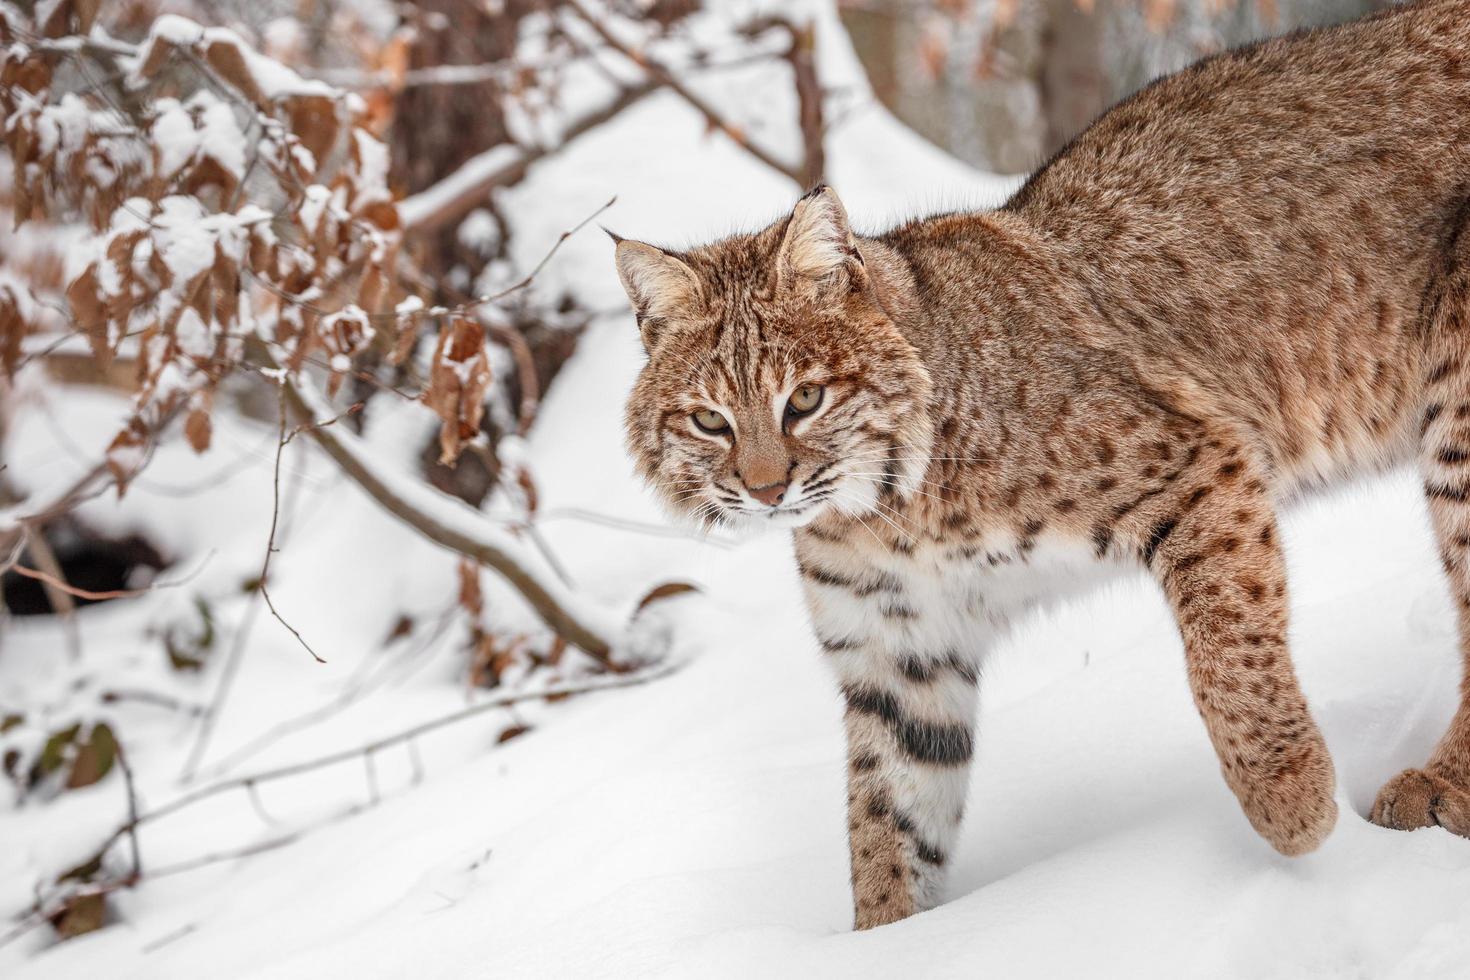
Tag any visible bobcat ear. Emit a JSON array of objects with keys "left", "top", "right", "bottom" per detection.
[
  {"left": 612, "top": 235, "right": 701, "bottom": 346},
  {"left": 777, "top": 185, "right": 863, "bottom": 289}
]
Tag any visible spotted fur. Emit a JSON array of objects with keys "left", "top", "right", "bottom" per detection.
[{"left": 619, "top": 1, "right": 1470, "bottom": 930}]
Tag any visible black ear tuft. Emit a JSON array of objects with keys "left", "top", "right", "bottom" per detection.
[{"left": 602, "top": 226, "right": 626, "bottom": 245}]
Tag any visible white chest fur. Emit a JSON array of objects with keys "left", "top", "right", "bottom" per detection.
[{"left": 797, "top": 528, "right": 1125, "bottom": 661}]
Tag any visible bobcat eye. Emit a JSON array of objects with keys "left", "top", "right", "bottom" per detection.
[
  {"left": 786, "top": 384, "right": 824, "bottom": 418},
  {"left": 692, "top": 409, "right": 731, "bottom": 435}
]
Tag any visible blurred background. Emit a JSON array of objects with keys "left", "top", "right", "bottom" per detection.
[{"left": 1, "top": 2, "right": 1449, "bottom": 977}]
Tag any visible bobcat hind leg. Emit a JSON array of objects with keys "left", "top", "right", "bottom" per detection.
[{"left": 1371, "top": 228, "right": 1470, "bottom": 837}]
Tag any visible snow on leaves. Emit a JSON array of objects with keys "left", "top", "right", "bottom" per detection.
[
  {"left": 425, "top": 316, "right": 494, "bottom": 465},
  {"left": 1, "top": 5, "right": 407, "bottom": 487},
  {"left": 0, "top": 275, "right": 39, "bottom": 376}
]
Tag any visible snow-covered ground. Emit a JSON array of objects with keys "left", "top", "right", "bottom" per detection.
[{"left": 6, "top": 3, "right": 1470, "bottom": 977}]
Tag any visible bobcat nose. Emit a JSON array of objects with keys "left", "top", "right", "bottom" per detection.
[{"left": 747, "top": 481, "right": 788, "bottom": 507}]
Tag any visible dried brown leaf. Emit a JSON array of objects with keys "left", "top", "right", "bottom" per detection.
[
  {"left": 104, "top": 417, "right": 150, "bottom": 497},
  {"left": 64, "top": 266, "right": 111, "bottom": 370},
  {"left": 457, "top": 558, "right": 483, "bottom": 618},
  {"left": 497, "top": 724, "right": 531, "bottom": 744},
  {"left": 185, "top": 406, "right": 212, "bottom": 453},
  {"left": 286, "top": 95, "right": 339, "bottom": 170},
  {"left": 0, "top": 285, "right": 27, "bottom": 378},
  {"left": 203, "top": 39, "right": 268, "bottom": 108},
  {"left": 515, "top": 467, "right": 538, "bottom": 516},
  {"left": 65, "top": 723, "right": 117, "bottom": 790},
  {"left": 635, "top": 581, "right": 700, "bottom": 613},
  {"left": 50, "top": 892, "right": 107, "bottom": 940},
  {"left": 383, "top": 614, "right": 414, "bottom": 644},
  {"left": 135, "top": 35, "right": 179, "bottom": 80},
  {"left": 424, "top": 317, "right": 492, "bottom": 465},
  {"left": 389, "top": 309, "right": 421, "bottom": 366}
]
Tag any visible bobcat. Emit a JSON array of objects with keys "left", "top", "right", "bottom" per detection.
[{"left": 617, "top": 0, "right": 1470, "bottom": 929}]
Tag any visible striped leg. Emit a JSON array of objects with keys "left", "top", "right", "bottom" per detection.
[
  {"left": 837, "top": 646, "right": 978, "bottom": 929},
  {"left": 1373, "top": 290, "right": 1470, "bottom": 836}
]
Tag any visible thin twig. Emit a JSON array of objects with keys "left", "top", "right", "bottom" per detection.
[
  {"left": 534, "top": 507, "right": 736, "bottom": 547},
  {"left": 7, "top": 556, "right": 208, "bottom": 603},
  {"left": 241, "top": 195, "right": 613, "bottom": 329},
  {"left": 9, "top": 404, "right": 185, "bottom": 529},
  {"left": 140, "top": 923, "right": 197, "bottom": 955},
  {"left": 240, "top": 201, "right": 623, "bottom": 661},
  {"left": 195, "top": 603, "right": 459, "bottom": 780},
  {"left": 115, "top": 744, "right": 143, "bottom": 884},
  {"left": 100, "top": 689, "right": 203, "bottom": 716},
  {"left": 245, "top": 782, "right": 276, "bottom": 825},
  {"left": 145, "top": 830, "right": 303, "bottom": 879},
  {"left": 258, "top": 385, "right": 325, "bottom": 664},
  {"left": 465, "top": 196, "right": 617, "bottom": 313},
  {"left": 484, "top": 323, "right": 541, "bottom": 435}
]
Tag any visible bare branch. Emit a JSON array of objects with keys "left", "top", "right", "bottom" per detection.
[
  {"left": 398, "top": 81, "right": 657, "bottom": 234},
  {"left": 563, "top": 0, "right": 805, "bottom": 185},
  {"left": 784, "top": 20, "right": 827, "bottom": 186}
]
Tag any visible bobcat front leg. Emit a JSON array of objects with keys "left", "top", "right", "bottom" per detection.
[
  {"left": 1134, "top": 440, "right": 1338, "bottom": 854},
  {"left": 835, "top": 643, "right": 979, "bottom": 929}
]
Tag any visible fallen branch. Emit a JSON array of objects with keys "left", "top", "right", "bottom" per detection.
[
  {"left": 3, "top": 661, "right": 679, "bottom": 950},
  {"left": 104, "top": 662, "right": 674, "bottom": 880}
]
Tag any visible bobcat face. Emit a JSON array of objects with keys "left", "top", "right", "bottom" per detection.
[{"left": 616, "top": 188, "right": 935, "bottom": 531}]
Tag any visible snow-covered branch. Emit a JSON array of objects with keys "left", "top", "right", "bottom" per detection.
[
  {"left": 398, "top": 78, "right": 660, "bottom": 234},
  {"left": 267, "top": 341, "right": 620, "bottom": 661}
]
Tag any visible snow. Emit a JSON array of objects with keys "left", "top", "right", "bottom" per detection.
[
  {"left": 5, "top": 2, "right": 1470, "bottom": 977},
  {"left": 396, "top": 144, "right": 523, "bottom": 232},
  {"left": 135, "top": 15, "right": 338, "bottom": 101},
  {"left": 10, "top": 335, "right": 1470, "bottom": 978},
  {"left": 287, "top": 370, "right": 624, "bottom": 648},
  {"left": 149, "top": 94, "right": 245, "bottom": 183}
]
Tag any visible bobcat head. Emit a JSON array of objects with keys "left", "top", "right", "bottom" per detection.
[{"left": 616, "top": 186, "right": 935, "bottom": 531}]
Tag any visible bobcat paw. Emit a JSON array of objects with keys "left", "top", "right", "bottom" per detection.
[
  {"left": 1370, "top": 768, "right": 1470, "bottom": 837},
  {"left": 1236, "top": 745, "right": 1339, "bottom": 856}
]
